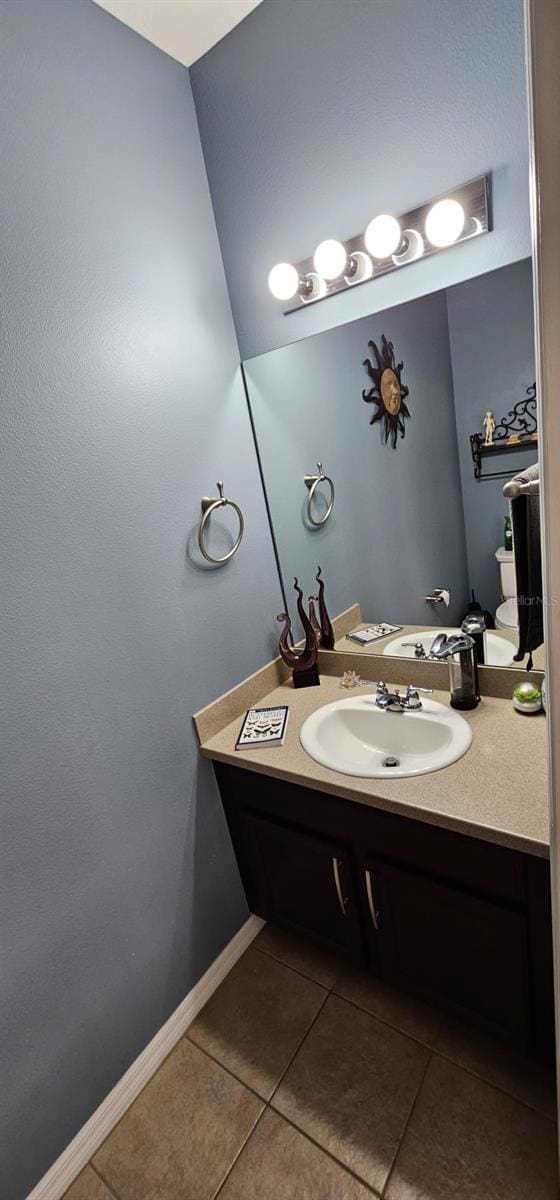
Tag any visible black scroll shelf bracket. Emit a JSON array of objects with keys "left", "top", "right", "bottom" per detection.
[{"left": 470, "top": 383, "right": 538, "bottom": 480}]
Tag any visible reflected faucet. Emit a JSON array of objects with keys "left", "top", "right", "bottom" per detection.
[{"left": 429, "top": 633, "right": 480, "bottom": 710}]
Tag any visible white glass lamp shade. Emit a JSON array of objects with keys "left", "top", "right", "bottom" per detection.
[
  {"left": 364, "top": 214, "right": 401, "bottom": 259},
  {"left": 268, "top": 262, "right": 300, "bottom": 301},
  {"left": 313, "top": 239, "right": 348, "bottom": 280},
  {"left": 425, "top": 199, "right": 465, "bottom": 247}
]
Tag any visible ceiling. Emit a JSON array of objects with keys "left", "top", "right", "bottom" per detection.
[{"left": 92, "top": 0, "right": 263, "bottom": 67}]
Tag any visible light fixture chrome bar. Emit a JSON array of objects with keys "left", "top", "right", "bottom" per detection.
[{"left": 281, "top": 175, "right": 491, "bottom": 314}]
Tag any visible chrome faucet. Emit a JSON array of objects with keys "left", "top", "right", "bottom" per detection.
[
  {"left": 375, "top": 682, "right": 433, "bottom": 713},
  {"left": 428, "top": 633, "right": 480, "bottom": 710}
]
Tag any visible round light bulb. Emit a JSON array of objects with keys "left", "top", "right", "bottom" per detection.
[
  {"left": 364, "top": 214, "right": 401, "bottom": 259},
  {"left": 425, "top": 198, "right": 465, "bottom": 248},
  {"left": 313, "top": 239, "right": 348, "bottom": 281},
  {"left": 267, "top": 262, "right": 300, "bottom": 301}
]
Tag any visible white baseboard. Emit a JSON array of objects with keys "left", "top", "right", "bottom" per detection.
[{"left": 27, "top": 914, "right": 265, "bottom": 1200}]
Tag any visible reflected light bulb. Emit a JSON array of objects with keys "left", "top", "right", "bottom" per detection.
[
  {"left": 267, "top": 262, "right": 300, "bottom": 301},
  {"left": 364, "top": 214, "right": 401, "bottom": 259},
  {"left": 425, "top": 198, "right": 465, "bottom": 247},
  {"left": 313, "top": 239, "right": 348, "bottom": 281}
]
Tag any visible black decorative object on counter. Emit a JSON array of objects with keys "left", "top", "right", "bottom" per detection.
[
  {"left": 362, "top": 334, "right": 410, "bottom": 448},
  {"left": 315, "top": 566, "right": 335, "bottom": 649},
  {"left": 470, "top": 383, "right": 538, "bottom": 480},
  {"left": 277, "top": 578, "right": 320, "bottom": 688},
  {"left": 308, "top": 594, "right": 322, "bottom": 648}
]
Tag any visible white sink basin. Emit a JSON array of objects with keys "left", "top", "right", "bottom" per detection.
[
  {"left": 383, "top": 628, "right": 514, "bottom": 668},
  {"left": 299, "top": 694, "right": 472, "bottom": 779}
]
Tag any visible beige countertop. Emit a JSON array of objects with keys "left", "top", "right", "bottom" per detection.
[{"left": 198, "top": 672, "right": 550, "bottom": 859}]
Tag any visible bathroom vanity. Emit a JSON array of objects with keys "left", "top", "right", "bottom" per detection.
[
  {"left": 214, "top": 762, "right": 552, "bottom": 1061},
  {"left": 196, "top": 664, "right": 553, "bottom": 1063}
]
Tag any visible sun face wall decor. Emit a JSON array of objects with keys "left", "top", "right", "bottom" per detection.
[{"left": 362, "top": 335, "right": 410, "bottom": 448}]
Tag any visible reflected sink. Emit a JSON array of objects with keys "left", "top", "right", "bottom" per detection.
[
  {"left": 299, "top": 695, "right": 472, "bottom": 779},
  {"left": 383, "top": 628, "right": 514, "bottom": 668}
]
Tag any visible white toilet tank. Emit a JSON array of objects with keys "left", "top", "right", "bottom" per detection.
[{"left": 495, "top": 546, "right": 518, "bottom": 631}]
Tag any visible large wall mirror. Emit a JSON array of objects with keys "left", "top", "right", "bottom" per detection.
[{"left": 244, "top": 258, "right": 543, "bottom": 670}]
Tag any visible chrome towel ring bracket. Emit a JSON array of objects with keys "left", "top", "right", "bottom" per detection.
[
  {"left": 304, "top": 462, "right": 335, "bottom": 527},
  {"left": 198, "top": 481, "right": 245, "bottom": 565}
]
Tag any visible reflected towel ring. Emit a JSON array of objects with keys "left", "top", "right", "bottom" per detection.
[
  {"left": 198, "top": 481, "right": 244, "bottom": 564},
  {"left": 304, "top": 462, "right": 335, "bottom": 527}
]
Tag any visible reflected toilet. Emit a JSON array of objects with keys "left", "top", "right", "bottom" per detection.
[{"left": 495, "top": 546, "right": 518, "bottom": 634}]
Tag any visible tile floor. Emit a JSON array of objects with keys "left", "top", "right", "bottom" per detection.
[{"left": 65, "top": 925, "right": 558, "bottom": 1200}]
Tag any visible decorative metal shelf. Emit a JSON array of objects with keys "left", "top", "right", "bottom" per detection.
[{"left": 470, "top": 383, "right": 537, "bottom": 480}]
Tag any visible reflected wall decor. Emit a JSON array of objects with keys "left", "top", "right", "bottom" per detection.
[{"left": 362, "top": 335, "right": 411, "bottom": 448}]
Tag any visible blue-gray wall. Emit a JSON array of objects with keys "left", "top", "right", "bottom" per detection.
[
  {"left": 447, "top": 259, "right": 536, "bottom": 613},
  {"left": 245, "top": 289, "right": 469, "bottom": 627},
  {"left": 191, "top": 0, "right": 531, "bottom": 359},
  {"left": 0, "top": 2, "right": 281, "bottom": 1196}
]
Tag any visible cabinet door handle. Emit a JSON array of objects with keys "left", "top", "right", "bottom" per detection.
[
  {"left": 365, "top": 869, "right": 380, "bottom": 930},
  {"left": 332, "top": 857, "right": 348, "bottom": 916}
]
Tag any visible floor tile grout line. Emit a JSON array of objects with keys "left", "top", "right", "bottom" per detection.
[
  {"left": 330, "top": 986, "right": 441, "bottom": 1051},
  {"left": 189, "top": 972, "right": 382, "bottom": 1197},
  {"left": 329, "top": 988, "right": 557, "bottom": 1123},
  {"left": 264, "top": 1102, "right": 383, "bottom": 1197},
  {"left": 429, "top": 1046, "right": 558, "bottom": 1123},
  {"left": 212, "top": 1105, "right": 268, "bottom": 1200},
  {"left": 183, "top": 1032, "right": 268, "bottom": 1103},
  {"left": 252, "top": 942, "right": 557, "bottom": 1123},
  {"left": 380, "top": 1051, "right": 434, "bottom": 1199},
  {"left": 89, "top": 1033, "right": 195, "bottom": 1172},
  {"left": 187, "top": 986, "right": 383, "bottom": 1195},
  {"left": 90, "top": 1159, "right": 122, "bottom": 1199},
  {"left": 267, "top": 986, "right": 331, "bottom": 1103},
  {"left": 252, "top": 941, "right": 339, "bottom": 991}
]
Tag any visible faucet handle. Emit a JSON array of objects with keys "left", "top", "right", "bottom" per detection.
[
  {"left": 376, "top": 681, "right": 388, "bottom": 695},
  {"left": 401, "top": 640, "right": 427, "bottom": 659},
  {"left": 405, "top": 683, "right": 432, "bottom": 710}
]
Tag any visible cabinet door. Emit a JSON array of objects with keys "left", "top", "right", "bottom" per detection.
[
  {"left": 363, "top": 857, "right": 530, "bottom": 1044},
  {"left": 242, "top": 811, "right": 365, "bottom": 962}
]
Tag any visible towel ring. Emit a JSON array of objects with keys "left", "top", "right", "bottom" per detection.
[
  {"left": 304, "top": 462, "right": 335, "bottom": 527},
  {"left": 198, "top": 481, "right": 244, "bottom": 565}
]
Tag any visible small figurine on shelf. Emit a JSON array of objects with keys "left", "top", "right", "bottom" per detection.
[
  {"left": 277, "top": 578, "right": 320, "bottom": 688},
  {"left": 315, "top": 566, "right": 335, "bottom": 649},
  {"left": 483, "top": 410, "right": 496, "bottom": 446}
]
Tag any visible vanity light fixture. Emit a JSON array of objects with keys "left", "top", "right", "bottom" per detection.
[{"left": 267, "top": 175, "right": 491, "bottom": 313}]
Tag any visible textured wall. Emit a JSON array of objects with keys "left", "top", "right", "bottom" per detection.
[
  {"left": 0, "top": 2, "right": 281, "bottom": 1196},
  {"left": 245, "top": 289, "right": 469, "bottom": 628},
  {"left": 191, "top": 0, "right": 531, "bottom": 360},
  {"left": 447, "top": 259, "right": 536, "bottom": 614}
]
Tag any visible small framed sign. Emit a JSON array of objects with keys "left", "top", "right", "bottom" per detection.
[{"left": 235, "top": 706, "right": 290, "bottom": 750}]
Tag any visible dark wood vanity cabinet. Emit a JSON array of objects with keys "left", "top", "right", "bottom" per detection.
[
  {"left": 364, "top": 857, "right": 530, "bottom": 1043},
  {"left": 241, "top": 812, "right": 365, "bottom": 960},
  {"left": 214, "top": 763, "right": 554, "bottom": 1062}
]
